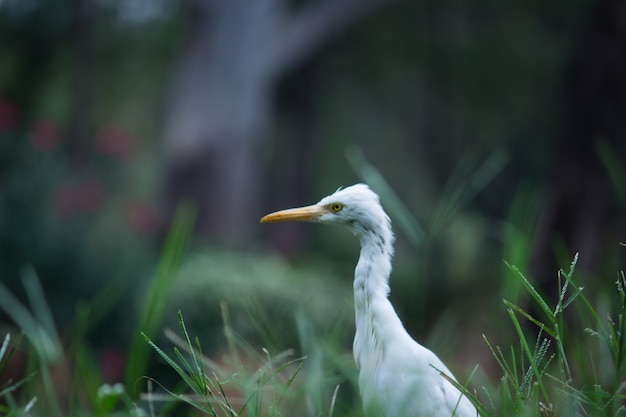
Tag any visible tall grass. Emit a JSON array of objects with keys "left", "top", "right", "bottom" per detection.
[
  {"left": 142, "top": 308, "right": 306, "bottom": 417},
  {"left": 438, "top": 253, "right": 626, "bottom": 417},
  {"left": 4, "top": 249, "right": 625, "bottom": 415}
]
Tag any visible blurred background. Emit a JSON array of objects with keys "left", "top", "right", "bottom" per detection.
[{"left": 1, "top": 0, "right": 625, "bottom": 414}]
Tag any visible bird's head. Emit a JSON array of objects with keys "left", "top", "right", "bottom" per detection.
[{"left": 261, "top": 184, "right": 392, "bottom": 242}]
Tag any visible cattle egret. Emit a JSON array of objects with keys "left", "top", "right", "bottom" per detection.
[{"left": 261, "top": 184, "right": 477, "bottom": 417}]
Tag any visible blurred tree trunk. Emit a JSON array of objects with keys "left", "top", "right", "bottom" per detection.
[
  {"left": 162, "top": 0, "right": 388, "bottom": 246},
  {"left": 530, "top": 0, "right": 626, "bottom": 284}
]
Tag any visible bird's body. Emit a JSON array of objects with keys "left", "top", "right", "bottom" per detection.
[{"left": 261, "top": 184, "right": 476, "bottom": 417}]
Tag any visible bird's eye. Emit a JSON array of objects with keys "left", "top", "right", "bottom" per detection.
[{"left": 330, "top": 203, "right": 343, "bottom": 213}]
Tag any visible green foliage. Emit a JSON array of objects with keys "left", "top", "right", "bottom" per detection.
[
  {"left": 166, "top": 247, "right": 353, "bottom": 353},
  {"left": 0, "top": 272, "right": 145, "bottom": 416},
  {"left": 0, "top": 269, "right": 63, "bottom": 417}
]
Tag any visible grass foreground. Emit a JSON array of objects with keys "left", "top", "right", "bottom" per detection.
[{"left": 1, "top": 251, "right": 626, "bottom": 416}]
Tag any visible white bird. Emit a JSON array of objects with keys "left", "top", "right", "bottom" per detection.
[{"left": 261, "top": 184, "right": 477, "bottom": 417}]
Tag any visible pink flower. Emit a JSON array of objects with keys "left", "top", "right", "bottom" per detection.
[
  {"left": 94, "top": 124, "right": 137, "bottom": 159},
  {"left": 30, "top": 120, "right": 59, "bottom": 151},
  {"left": 98, "top": 348, "right": 126, "bottom": 383},
  {"left": 0, "top": 98, "right": 18, "bottom": 132},
  {"left": 53, "top": 178, "right": 106, "bottom": 218}
]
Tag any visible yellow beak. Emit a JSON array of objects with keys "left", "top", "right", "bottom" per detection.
[{"left": 260, "top": 205, "right": 330, "bottom": 223}]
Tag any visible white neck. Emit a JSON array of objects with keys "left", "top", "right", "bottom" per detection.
[{"left": 352, "top": 228, "right": 411, "bottom": 372}]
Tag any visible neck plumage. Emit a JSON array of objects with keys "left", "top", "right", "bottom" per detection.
[{"left": 352, "top": 224, "right": 410, "bottom": 371}]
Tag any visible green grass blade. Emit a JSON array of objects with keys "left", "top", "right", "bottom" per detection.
[
  {"left": 20, "top": 267, "right": 62, "bottom": 360},
  {"left": 505, "top": 261, "right": 554, "bottom": 320},
  {"left": 597, "top": 140, "right": 626, "bottom": 204},
  {"left": 433, "top": 364, "right": 493, "bottom": 417},
  {"left": 0, "top": 333, "right": 17, "bottom": 375},
  {"left": 274, "top": 359, "right": 304, "bottom": 409},
  {"left": 125, "top": 203, "right": 195, "bottom": 392},
  {"left": 173, "top": 347, "right": 200, "bottom": 387},
  {"left": 0, "top": 333, "right": 9, "bottom": 362},
  {"left": 483, "top": 335, "right": 522, "bottom": 399},
  {"left": 561, "top": 268, "right": 614, "bottom": 361},
  {"left": 146, "top": 376, "right": 217, "bottom": 415},
  {"left": 560, "top": 290, "right": 580, "bottom": 311},
  {"left": 345, "top": 144, "right": 425, "bottom": 246},
  {"left": 214, "top": 380, "right": 237, "bottom": 417},
  {"left": 553, "top": 322, "right": 572, "bottom": 382},
  {"left": 164, "top": 328, "right": 227, "bottom": 376},
  {"left": 194, "top": 337, "right": 209, "bottom": 395},
  {"left": 329, "top": 384, "right": 340, "bottom": 417},
  {"left": 616, "top": 281, "right": 626, "bottom": 372},
  {"left": 0, "top": 282, "right": 62, "bottom": 364},
  {"left": 553, "top": 270, "right": 570, "bottom": 316},
  {"left": 503, "top": 299, "right": 556, "bottom": 338},
  {"left": 142, "top": 332, "right": 205, "bottom": 398},
  {"left": 176, "top": 310, "right": 208, "bottom": 395},
  {"left": 0, "top": 370, "right": 37, "bottom": 397},
  {"left": 430, "top": 151, "right": 508, "bottom": 235},
  {"left": 507, "top": 308, "right": 551, "bottom": 404}
]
